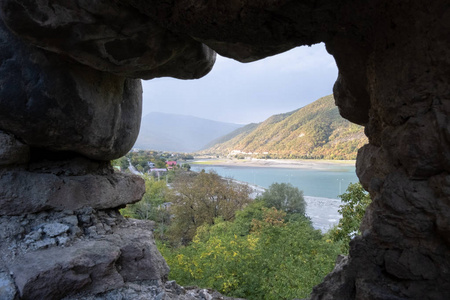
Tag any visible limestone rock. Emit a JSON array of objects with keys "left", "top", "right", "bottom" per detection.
[
  {"left": 0, "top": 0, "right": 449, "bottom": 299},
  {"left": 127, "top": 0, "right": 341, "bottom": 62},
  {"left": 310, "top": 255, "right": 356, "bottom": 300},
  {"left": 1, "top": 210, "right": 169, "bottom": 300},
  {"left": 70, "top": 280, "right": 245, "bottom": 300},
  {"left": 10, "top": 240, "right": 124, "bottom": 300},
  {"left": 0, "top": 20, "right": 142, "bottom": 160},
  {"left": 310, "top": 2, "right": 450, "bottom": 299},
  {"left": 0, "top": 0, "right": 215, "bottom": 80},
  {"left": 0, "top": 169, "right": 145, "bottom": 215},
  {"left": 41, "top": 223, "right": 70, "bottom": 238},
  {"left": 0, "top": 130, "right": 30, "bottom": 166},
  {"left": 0, "top": 272, "right": 17, "bottom": 300},
  {"left": 63, "top": 281, "right": 245, "bottom": 300},
  {"left": 113, "top": 221, "right": 169, "bottom": 283}
]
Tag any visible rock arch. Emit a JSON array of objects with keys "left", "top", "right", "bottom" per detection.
[{"left": 0, "top": 1, "right": 449, "bottom": 299}]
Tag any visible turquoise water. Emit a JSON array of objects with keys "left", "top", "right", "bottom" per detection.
[
  {"left": 191, "top": 164, "right": 359, "bottom": 231},
  {"left": 190, "top": 164, "right": 358, "bottom": 199}
]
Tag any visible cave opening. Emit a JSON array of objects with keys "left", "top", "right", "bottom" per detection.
[
  {"left": 131, "top": 43, "right": 369, "bottom": 298},
  {"left": 1, "top": 1, "right": 449, "bottom": 299}
]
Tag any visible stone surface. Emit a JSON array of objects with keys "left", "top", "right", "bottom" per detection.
[
  {"left": 1, "top": 210, "right": 169, "bottom": 300},
  {"left": 0, "top": 19, "right": 142, "bottom": 160},
  {"left": 0, "top": 0, "right": 449, "bottom": 299},
  {"left": 0, "top": 0, "right": 215, "bottom": 80},
  {"left": 0, "top": 130, "right": 30, "bottom": 166},
  {"left": 126, "top": 0, "right": 340, "bottom": 62},
  {"left": 0, "top": 169, "right": 145, "bottom": 215},
  {"left": 10, "top": 240, "right": 123, "bottom": 299},
  {"left": 311, "top": 2, "right": 450, "bottom": 300},
  {"left": 0, "top": 272, "right": 16, "bottom": 300},
  {"left": 63, "top": 281, "right": 244, "bottom": 300}
]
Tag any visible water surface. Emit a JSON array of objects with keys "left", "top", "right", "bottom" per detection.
[{"left": 191, "top": 164, "right": 359, "bottom": 232}]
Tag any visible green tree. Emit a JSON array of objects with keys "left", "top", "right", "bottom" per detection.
[
  {"left": 120, "top": 175, "right": 170, "bottom": 237},
  {"left": 111, "top": 157, "right": 129, "bottom": 171},
  {"left": 181, "top": 163, "right": 191, "bottom": 171},
  {"left": 330, "top": 182, "right": 371, "bottom": 252},
  {"left": 160, "top": 205, "right": 340, "bottom": 300},
  {"left": 156, "top": 159, "right": 167, "bottom": 168},
  {"left": 259, "top": 182, "right": 306, "bottom": 216},
  {"left": 167, "top": 171, "right": 253, "bottom": 245}
]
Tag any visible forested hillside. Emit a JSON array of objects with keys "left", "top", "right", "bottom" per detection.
[{"left": 203, "top": 95, "right": 367, "bottom": 160}]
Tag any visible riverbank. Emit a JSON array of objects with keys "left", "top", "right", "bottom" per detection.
[
  {"left": 191, "top": 164, "right": 345, "bottom": 232},
  {"left": 191, "top": 158, "right": 355, "bottom": 170}
]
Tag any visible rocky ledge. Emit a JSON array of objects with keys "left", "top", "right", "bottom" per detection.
[
  {"left": 0, "top": 129, "right": 242, "bottom": 300},
  {"left": 0, "top": 207, "right": 241, "bottom": 300}
]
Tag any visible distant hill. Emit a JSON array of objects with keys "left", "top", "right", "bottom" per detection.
[
  {"left": 202, "top": 123, "right": 260, "bottom": 149},
  {"left": 202, "top": 95, "right": 368, "bottom": 160},
  {"left": 134, "top": 112, "right": 243, "bottom": 152}
]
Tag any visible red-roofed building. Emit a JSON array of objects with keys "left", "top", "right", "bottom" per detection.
[{"left": 166, "top": 161, "right": 177, "bottom": 169}]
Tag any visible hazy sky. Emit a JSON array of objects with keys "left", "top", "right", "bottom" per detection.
[{"left": 141, "top": 43, "right": 338, "bottom": 125}]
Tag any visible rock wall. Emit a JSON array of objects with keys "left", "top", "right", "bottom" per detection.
[
  {"left": 0, "top": 1, "right": 218, "bottom": 298},
  {"left": 311, "top": 2, "right": 450, "bottom": 299},
  {"left": 0, "top": 1, "right": 449, "bottom": 299}
]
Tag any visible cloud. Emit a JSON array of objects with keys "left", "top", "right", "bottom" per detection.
[{"left": 141, "top": 43, "right": 337, "bottom": 124}]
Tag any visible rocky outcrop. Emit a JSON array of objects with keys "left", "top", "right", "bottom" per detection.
[
  {"left": 0, "top": 208, "right": 169, "bottom": 299},
  {"left": 0, "top": 168, "right": 145, "bottom": 215},
  {"left": 0, "top": 1, "right": 449, "bottom": 299},
  {"left": 0, "top": 19, "right": 142, "bottom": 161},
  {"left": 0, "top": 130, "right": 30, "bottom": 166},
  {"left": 0, "top": 0, "right": 215, "bottom": 80},
  {"left": 310, "top": 2, "right": 450, "bottom": 299}
]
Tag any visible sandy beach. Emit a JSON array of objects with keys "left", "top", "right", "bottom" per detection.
[{"left": 191, "top": 158, "right": 356, "bottom": 170}]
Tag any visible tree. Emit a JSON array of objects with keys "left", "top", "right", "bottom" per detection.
[
  {"left": 111, "top": 157, "right": 128, "bottom": 171},
  {"left": 160, "top": 203, "right": 340, "bottom": 300},
  {"left": 330, "top": 182, "right": 371, "bottom": 252},
  {"left": 181, "top": 163, "right": 191, "bottom": 171},
  {"left": 167, "top": 171, "right": 253, "bottom": 245},
  {"left": 120, "top": 175, "right": 170, "bottom": 233},
  {"left": 259, "top": 182, "right": 306, "bottom": 216},
  {"left": 155, "top": 159, "right": 167, "bottom": 168}
]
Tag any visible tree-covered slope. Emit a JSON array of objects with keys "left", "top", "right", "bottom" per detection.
[{"left": 203, "top": 95, "right": 368, "bottom": 160}]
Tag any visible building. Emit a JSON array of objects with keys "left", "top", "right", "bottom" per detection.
[{"left": 166, "top": 161, "right": 177, "bottom": 169}]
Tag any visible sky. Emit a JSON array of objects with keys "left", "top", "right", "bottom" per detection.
[{"left": 141, "top": 43, "right": 338, "bottom": 125}]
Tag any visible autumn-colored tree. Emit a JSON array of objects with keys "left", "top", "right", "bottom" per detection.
[
  {"left": 167, "top": 171, "right": 252, "bottom": 245},
  {"left": 251, "top": 207, "right": 286, "bottom": 232}
]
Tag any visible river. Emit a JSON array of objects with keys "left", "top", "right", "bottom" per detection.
[{"left": 191, "top": 163, "right": 359, "bottom": 232}]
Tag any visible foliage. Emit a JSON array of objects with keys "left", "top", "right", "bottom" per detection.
[
  {"left": 120, "top": 175, "right": 170, "bottom": 237},
  {"left": 118, "top": 150, "right": 191, "bottom": 173},
  {"left": 181, "top": 163, "right": 191, "bottom": 171},
  {"left": 259, "top": 182, "right": 306, "bottom": 217},
  {"left": 329, "top": 182, "right": 371, "bottom": 252},
  {"left": 181, "top": 154, "right": 194, "bottom": 160},
  {"left": 201, "top": 94, "right": 368, "bottom": 160},
  {"left": 167, "top": 171, "right": 253, "bottom": 245},
  {"left": 160, "top": 203, "right": 340, "bottom": 300},
  {"left": 111, "top": 157, "right": 129, "bottom": 171},
  {"left": 155, "top": 159, "right": 167, "bottom": 168}
]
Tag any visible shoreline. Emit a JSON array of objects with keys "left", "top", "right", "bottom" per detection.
[{"left": 191, "top": 158, "right": 355, "bottom": 170}]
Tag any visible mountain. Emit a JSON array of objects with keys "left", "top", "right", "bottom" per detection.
[
  {"left": 134, "top": 112, "right": 243, "bottom": 152},
  {"left": 202, "top": 123, "right": 260, "bottom": 149},
  {"left": 202, "top": 95, "right": 368, "bottom": 160}
]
